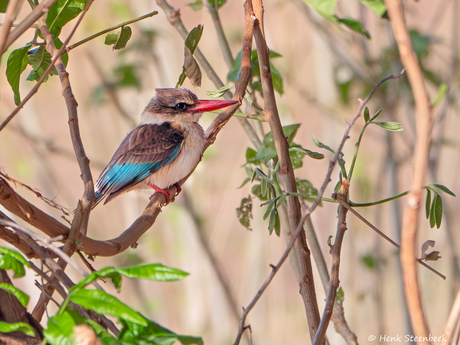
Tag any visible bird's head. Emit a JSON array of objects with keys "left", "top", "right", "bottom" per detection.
[{"left": 140, "top": 88, "right": 238, "bottom": 125}]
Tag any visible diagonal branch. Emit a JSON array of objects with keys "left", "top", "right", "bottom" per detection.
[{"left": 0, "top": 0, "right": 23, "bottom": 58}]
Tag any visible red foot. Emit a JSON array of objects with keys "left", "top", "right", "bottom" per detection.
[{"left": 147, "top": 183, "right": 171, "bottom": 204}]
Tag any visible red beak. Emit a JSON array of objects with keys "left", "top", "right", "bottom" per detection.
[{"left": 192, "top": 99, "right": 238, "bottom": 113}]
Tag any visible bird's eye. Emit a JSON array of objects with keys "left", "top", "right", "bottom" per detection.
[{"left": 174, "top": 103, "right": 187, "bottom": 110}]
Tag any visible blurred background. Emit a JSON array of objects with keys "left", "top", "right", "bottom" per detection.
[{"left": 0, "top": 0, "right": 459, "bottom": 343}]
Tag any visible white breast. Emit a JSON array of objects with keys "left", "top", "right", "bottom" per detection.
[{"left": 143, "top": 122, "right": 207, "bottom": 189}]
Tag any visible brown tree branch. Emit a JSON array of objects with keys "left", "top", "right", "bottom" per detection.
[
  {"left": 252, "top": 0, "right": 322, "bottom": 340},
  {"left": 313, "top": 180, "right": 350, "bottom": 345},
  {"left": 0, "top": 0, "right": 23, "bottom": 58},
  {"left": 384, "top": 0, "right": 433, "bottom": 341},
  {"left": 31, "top": 0, "right": 95, "bottom": 319}
]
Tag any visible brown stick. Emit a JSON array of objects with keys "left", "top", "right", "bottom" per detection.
[
  {"left": 384, "top": 0, "right": 433, "bottom": 341},
  {"left": 313, "top": 180, "right": 350, "bottom": 345},
  {"left": 0, "top": 0, "right": 23, "bottom": 58},
  {"left": 251, "top": 0, "right": 322, "bottom": 340}
]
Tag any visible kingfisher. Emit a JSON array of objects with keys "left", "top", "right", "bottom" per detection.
[{"left": 93, "top": 88, "right": 238, "bottom": 207}]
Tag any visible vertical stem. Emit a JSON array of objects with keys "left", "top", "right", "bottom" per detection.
[
  {"left": 384, "top": 0, "right": 433, "bottom": 341},
  {"left": 252, "top": 0, "right": 322, "bottom": 341}
]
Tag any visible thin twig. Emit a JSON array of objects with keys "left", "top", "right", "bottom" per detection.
[
  {"left": 337, "top": 197, "right": 445, "bottom": 280},
  {"left": 0, "top": 220, "right": 88, "bottom": 277},
  {"left": 204, "top": 0, "right": 234, "bottom": 69},
  {"left": 67, "top": 11, "right": 158, "bottom": 52},
  {"left": 31, "top": 0, "right": 95, "bottom": 320},
  {"left": 312, "top": 180, "right": 350, "bottom": 345}
]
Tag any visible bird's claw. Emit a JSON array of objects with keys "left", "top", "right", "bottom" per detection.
[
  {"left": 147, "top": 183, "right": 171, "bottom": 205},
  {"left": 174, "top": 183, "right": 182, "bottom": 197}
]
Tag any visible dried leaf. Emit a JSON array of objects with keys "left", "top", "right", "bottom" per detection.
[
  {"left": 184, "top": 46, "right": 201, "bottom": 87},
  {"left": 420, "top": 240, "right": 441, "bottom": 261}
]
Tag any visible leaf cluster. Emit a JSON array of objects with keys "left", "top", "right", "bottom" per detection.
[
  {"left": 237, "top": 124, "right": 323, "bottom": 236},
  {"left": 0, "top": 247, "right": 202, "bottom": 345}
]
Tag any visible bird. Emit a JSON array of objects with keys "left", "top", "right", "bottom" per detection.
[{"left": 93, "top": 88, "right": 238, "bottom": 207}]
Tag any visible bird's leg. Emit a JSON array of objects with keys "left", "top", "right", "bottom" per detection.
[{"left": 146, "top": 183, "right": 170, "bottom": 204}]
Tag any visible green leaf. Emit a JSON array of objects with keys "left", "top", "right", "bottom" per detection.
[
  {"left": 187, "top": 0, "right": 204, "bottom": 11},
  {"left": 206, "top": 85, "right": 234, "bottom": 98},
  {"left": 119, "top": 319, "right": 203, "bottom": 345},
  {"left": 44, "top": 311, "right": 75, "bottom": 345},
  {"left": 117, "top": 264, "right": 188, "bottom": 282},
  {"left": 113, "top": 64, "right": 140, "bottom": 89},
  {"left": 409, "top": 30, "right": 431, "bottom": 58},
  {"left": 429, "top": 183, "right": 456, "bottom": 197},
  {"left": 255, "top": 145, "right": 277, "bottom": 164},
  {"left": 0, "top": 247, "right": 29, "bottom": 278},
  {"left": 0, "top": 321, "right": 35, "bottom": 337},
  {"left": 336, "top": 286, "right": 344, "bottom": 302},
  {"left": 312, "top": 135, "right": 336, "bottom": 154},
  {"left": 302, "top": 0, "right": 339, "bottom": 23},
  {"left": 337, "top": 78, "right": 352, "bottom": 104},
  {"left": 289, "top": 147, "right": 325, "bottom": 160},
  {"left": 6, "top": 44, "right": 31, "bottom": 105},
  {"left": 296, "top": 178, "right": 319, "bottom": 203},
  {"left": 236, "top": 196, "right": 253, "bottom": 230},
  {"left": 372, "top": 121, "right": 404, "bottom": 132},
  {"left": 0, "top": 0, "right": 8, "bottom": 12},
  {"left": 425, "top": 189, "right": 431, "bottom": 219},
  {"left": 361, "top": 254, "right": 378, "bottom": 270},
  {"left": 336, "top": 17, "right": 370, "bottom": 39},
  {"left": 262, "top": 200, "right": 275, "bottom": 221},
  {"left": 54, "top": 38, "right": 69, "bottom": 68},
  {"left": 227, "top": 49, "right": 283, "bottom": 95},
  {"left": 245, "top": 147, "right": 258, "bottom": 163},
  {"left": 261, "top": 177, "right": 268, "bottom": 198},
  {"left": 252, "top": 184, "right": 268, "bottom": 201},
  {"left": 208, "top": 0, "right": 226, "bottom": 9},
  {"left": 177, "top": 25, "right": 203, "bottom": 88},
  {"left": 364, "top": 107, "right": 370, "bottom": 123},
  {"left": 27, "top": 46, "right": 58, "bottom": 82},
  {"left": 429, "top": 194, "right": 438, "bottom": 228},
  {"left": 270, "top": 63, "right": 284, "bottom": 94},
  {"left": 105, "top": 33, "right": 119, "bottom": 45},
  {"left": 237, "top": 177, "right": 251, "bottom": 189},
  {"left": 184, "top": 25, "right": 203, "bottom": 54},
  {"left": 113, "top": 26, "right": 132, "bottom": 50},
  {"left": 432, "top": 82, "right": 448, "bottom": 108},
  {"left": 263, "top": 124, "right": 301, "bottom": 148},
  {"left": 70, "top": 289, "right": 149, "bottom": 326},
  {"left": 434, "top": 194, "right": 443, "bottom": 229},
  {"left": 359, "top": 0, "right": 386, "bottom": 17},
  {"left": 0, "top": 283, "right": 29, "bottom": 307},
  {"left": 73, "top": 264, "right": 188, "bottom": 293},
  {"left": 277, "top": 193, "right": 286, "bottom": 208},
  {"left": 47, "top": 0, "right": 88, "bottom": 37},
  {"left": 370, "top": 108, "right": 384, "bottom": 121},
  {"left": 268, "top": 208, "right": 280, "bottom": 236}
]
